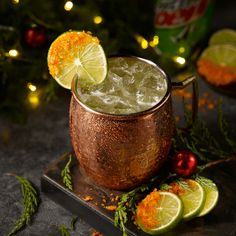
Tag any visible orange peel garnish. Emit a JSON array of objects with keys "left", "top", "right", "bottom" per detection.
[
  {"left": 48, "top": 31, "right": 99, "bottom": 78},
  {"left": 197, "top": 59, "right": 236, "bottom": 86},
  {"left": 135, "top": 189, "right": 161, "bottom": 229}
]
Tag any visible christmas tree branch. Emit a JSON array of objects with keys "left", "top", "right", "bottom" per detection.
[
  {"left": 6, "top": 174, "right": 40, "bottom": 236},
  {"left": 61, "top": 155, "right": 73, "bottom": 191}
]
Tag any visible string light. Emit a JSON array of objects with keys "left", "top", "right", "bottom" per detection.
[
  {"left": 173, "top": 56, "right": 186, "bottom": 65},
  {"left": 28, "top": 92, "right": 40, "bottom": 108},
  {"left": 8, "top": 49, "right": 19, "bottom": 57},
  {"left": 179, "top": 47, "right": 185, "bottom": 54},
  {"left": 93, "top": 16, "right": 103, "bottom": 24},
  {"left": 141, "top": 40, "right": 148, "bottom": 49},
  {"left": 27, "top": 82, "right": 39, "bottom": 108},
  {"left": 149, "top": 35, "right": 159, "bottom": 47},
  {"left": 135, "top": 35, "right": 148, "bottom": 49},
  {"left": 64, "top": 1, "right": 73, "bottom": 11},
  {"left": 12, "top": 0, "right": 19, "bottom": 4},
  {"left": 27, "top": 83, "right": 37, "bottom": 92}
]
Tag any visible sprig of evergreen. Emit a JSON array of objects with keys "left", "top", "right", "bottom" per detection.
[
  {"left": 195, "top": 176, "right": 217, "bottom": 191},
  {"left": 175, "top": 179, "right": 193, "bottom": 191},
  {"left": 114, "top": 187, "right": 145, "bottom": 236},
  {"left": 159, "top": 183, "right": 171, "bottom": 191},
  {"left": 61, "top": 155, "right": 73, "bottom": 191},
  {"left": 114, "top": 179, "right": 157, "bottom": 236},
  {"left": 54, "top": 216, "right": 78, "bottom": 236},
  {"left": 7, "top": 174, "right": 40, "bottom": 236},
  {"left": 56, "top": 225, "right": 71, "bottom": 236},
  {"left": 175, "top": 100, "right": 235, "bottom": 162}
]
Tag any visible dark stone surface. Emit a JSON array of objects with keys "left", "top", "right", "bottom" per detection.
[{"left": 0, "top": 98, "right": 95, "bottom": 235}]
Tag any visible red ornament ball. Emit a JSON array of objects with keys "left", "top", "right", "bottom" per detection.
[
  {"left": 172, "top": 150, "right": 198, "bottom": 177},
  {"left": 24, "top": 26, "right": 46, "bottom": 48}
]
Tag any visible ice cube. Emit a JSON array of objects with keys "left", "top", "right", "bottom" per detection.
[{"left": 76, "top": 57, "right": 167, "bottom": 114}]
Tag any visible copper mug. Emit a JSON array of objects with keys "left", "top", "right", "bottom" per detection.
[{"left": 69, "top": 56, "right": 198, "bottom": 190}]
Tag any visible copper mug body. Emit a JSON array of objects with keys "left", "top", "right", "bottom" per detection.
[{"left": 69, "top": 56, "right": 197, "bottom": 190}]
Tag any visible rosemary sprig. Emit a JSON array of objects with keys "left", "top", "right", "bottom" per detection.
[
  {"left": 6, "top": 174, "right": 40, "bottom": 236},
  {"left": 54, "top": 216, "right": 78, "bottom": 236},
  {"left": 61, "top": 155, "right": 73, "bottom": 190}
]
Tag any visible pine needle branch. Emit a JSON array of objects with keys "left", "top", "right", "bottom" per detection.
[
  {"left": 55, "top": 225, "right": 71, "bottom": 236},
  {"left": 54, "top": 215, "right": 78, "bottom": 236},
  {"left": 175, "top": 100, "right": 235, "bottom": 162},
  {"left": 195, "top": 176, "right": 218, "bottom": 190},
  {"left": 114, "top": 181, "right": 153, "bottom": 236},
  {"left": 6, "top": 174, "right": 40, "bottom": 236},
  {"left": 61, "top": 155, "right": 73, "bottom": 191}
]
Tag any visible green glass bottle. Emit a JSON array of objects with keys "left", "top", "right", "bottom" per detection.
[{"left": 154, "top": 0, "right": 214, "bottom": 73}]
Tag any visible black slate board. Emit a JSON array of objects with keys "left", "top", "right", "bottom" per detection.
[
  {"left": 41, "top": 152, "right": 236, "bottom": 236},
  {"left": 41, "top": 152, "right": 138, "bottom": 236}
]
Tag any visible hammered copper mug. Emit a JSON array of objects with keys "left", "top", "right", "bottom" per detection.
[{"left": 69, "top": 56, "right": 198, "bottom": 190}]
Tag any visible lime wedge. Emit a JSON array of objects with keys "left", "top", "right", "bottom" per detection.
[
  {"left": 168, "top": 179, "right": 205, "bottom": 221},
  {"left": 196, "top": 176, "right": 219, "bottom": 217},
  {"left": 209, "top": 29, "right": 236, "bottom": 46},
  {"left": 199, "top": 44, "right": 236, "bottom": 68},
  {"left": 136, "top": 189, "right": 183, "bottom": 235},
  {"left": 47, "top": 31, "right": 107, "bottom": 89}
]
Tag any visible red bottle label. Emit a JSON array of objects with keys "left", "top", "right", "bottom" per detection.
[{"left": 154, "top": 0, "right": 209, "bottom": 28}]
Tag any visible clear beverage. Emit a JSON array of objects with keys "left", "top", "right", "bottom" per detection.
[{"left": 76, "top": 57, "right": 168, "bottom": 114}]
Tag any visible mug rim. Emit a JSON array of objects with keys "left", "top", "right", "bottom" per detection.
[{"left": 71, "top": 55, "right": 171, "bottom": 119}]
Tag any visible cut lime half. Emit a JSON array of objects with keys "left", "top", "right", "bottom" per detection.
[
  {"left": 209, "top": 29, "right": 236, "bottom": 46},
  {"left": 136, "top": 190, "right": 183, "bottom": 235},
  {"left": 200, "top": 44, "right": 236, "bottom": 68},
  {"left": 47, "top": 31, "right": 107, "bottom": 89},
  {"left": 197, "top": 44, "right": 236, "bottom": 86}
]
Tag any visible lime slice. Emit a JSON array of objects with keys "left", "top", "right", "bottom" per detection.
[
  {"left": 136, "top": 189, "right": 183, "bottom": 235},
  {"left": 196, "top": 177, "right": 219, "bottom": 217},
  {"left": 200, "top": 44, "right": 236, "bottom": 68},
  {"left": 209, "top": 29, "right": 236, "bottom": 46},
  {"left": 169, "top": 179, "right": 205, "bottom": 221},
  {"left": 47, "top": 31, "right": 107, "bottom": 89},
  {"left": 197, "top": 45, "right": 236, "bottom": 86}
]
